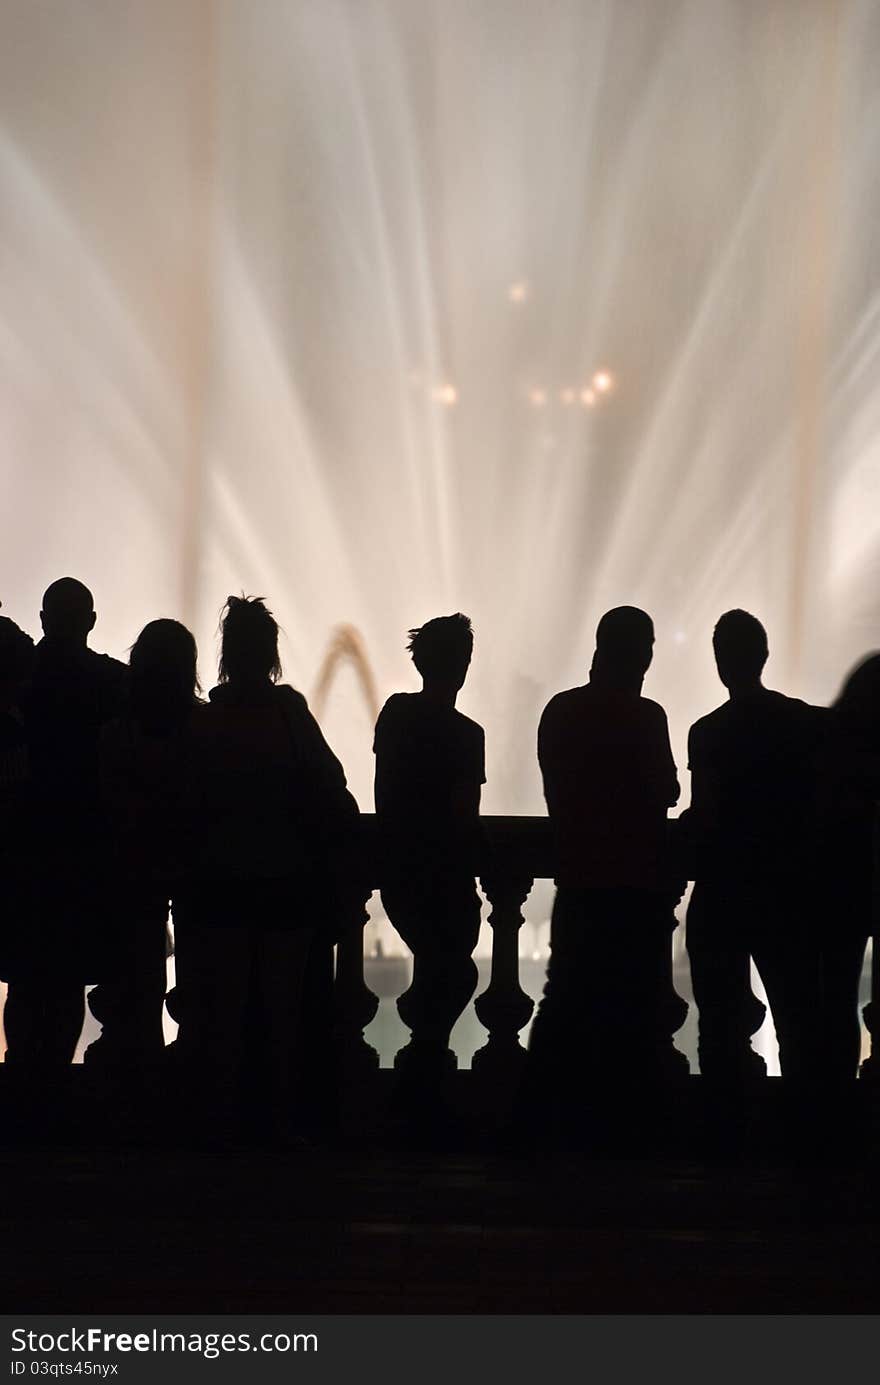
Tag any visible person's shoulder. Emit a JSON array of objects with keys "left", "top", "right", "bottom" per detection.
[
  {"left": 639, "top": 695, "right": 670, "bottom": 723},
  {"left": 202, "top": 684, "right": 247, "bottom": 727},
  {"left": 274, "top": 683, "right": 310, "bottom": 715},
  {"left": 767, "top": 690, "right": 827, "bottom": 726},
  {"left": 30, "top": 637, "right": 53, "bottom": 671},
  {"left": 452, "top": 709, "right": 484, "bottom": 760},
  {"left": 692, "top": 699, "right": 728, "bottom": 729},
  {"left": 773, "top": 689, "right": 824, "bottom": 712},
  {"left": 538, "top": 687, "right": 589, "bottom": 745},
  {"left": 540, "top": 685, "right": 586, "bottom": 719},
  {"left": 373, "top": 692, "right": 413, "bottom": 749},
  {"left": 786, "top": 693, "right": 830, "bottom": 743},
  {"left": 453, "top": 708, "right": 484, "bottom": 738},
  {"left": 688, "top": 701, "right": 728, "bottom": 741},
  {"left": 88, "top": 649, "right": 127, "bottom": 681},
  {"left": 549, "top": 685, "right": 587, "bottom": 706},
  {"left": 379, "top": 691, "right": 413, "bottom": 714},
  {"left": 375, "top": 691, "right": 413, "bottom": 727}
]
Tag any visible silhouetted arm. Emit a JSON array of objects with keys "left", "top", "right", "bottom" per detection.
[
  {"left": 686, "top": 724, "right": 706, "bottom": 812},
  {"left": 284, "top": 689, "right": 360, "bottom": 825},
  {"left": 450, "top": 722, "right": 484, "bottom": 820},
  {"left": 451, "top": 778, "right": 481, "bottom": 818},
  {"left": 372, "top": 700, "right": 391, "bottom": 818},
  {"left": 655, "top": 705, "right": 680, "bottom": 808},
  {"left": 685, "top": 721, "right": 721, "bottom": 851},
  {"left": 537, "top": 699, "right": 562, "bottom": 817}
]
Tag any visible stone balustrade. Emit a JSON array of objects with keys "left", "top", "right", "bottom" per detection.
[
  {"left": 333, "top": 815, "right": 688, "bottom": 1082},
  {"left": 331, "top": 812, "right": 880, "bottom": 1086}
]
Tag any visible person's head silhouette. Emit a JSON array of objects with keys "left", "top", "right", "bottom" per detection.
[
  {"left": 129, "top": 618, "right": 199, "bottom": 728},
  {"left": 218, "top": 596, "right": 281, "bottom": 686},
  {"left": 833, "top": 651, "right": 880, "bottom": 734},
  {"left": 590, "top": 606, "right": 654, "bottom": 692},
  {"left": 408, "top": 613, "right": 473, "bottom": 705},
  {"left": 713, "top": 610, "right": 768, "bottom": 695},
  {"left": 40, "top": 577, "right": 96, "bottom": 645}
]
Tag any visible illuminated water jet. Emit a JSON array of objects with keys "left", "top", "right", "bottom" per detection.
[{"left": 1, "top": 0, "right": 879, "bottom": 819}]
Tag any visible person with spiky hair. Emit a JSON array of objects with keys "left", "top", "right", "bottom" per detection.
[
  {"left": 374, "top": 614, "right": 484, "bottom": 1085},
  {"left": 176, "top": 595, "right": 359, "bottom": 1143}
]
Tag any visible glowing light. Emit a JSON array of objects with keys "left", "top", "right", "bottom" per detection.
[
  {"left": 592, "top": 369, "right": 614, "bottom": 393},
  {"left": 560, "top": 388, "right": 576, "bottom": 405},
  {"left": 528, "top": 387, "right": 548, "bottom": 407},
  {"left": 580, "top": 388, "right": 596, "bottom": 407},
  {"left": 432, "top": 384, "right": 458, "bottom": 405},
  {"left": 508, "top": 280, "right": 529, "bottom": 303}
]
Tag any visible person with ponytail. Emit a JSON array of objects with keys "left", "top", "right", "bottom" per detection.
[{"left": 175, "top": 595, "right": 360, "bottom": 1142}]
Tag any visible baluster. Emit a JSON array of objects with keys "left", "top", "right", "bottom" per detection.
[
  {"left": 658, "top": 910, "right": 691, "bottom": 1078},
  {"left": 333, "top": 892, "right": 379, "bottom": 1076},
  {"left": 472, "top": 868, "right": 535, "bottom": 1080}
]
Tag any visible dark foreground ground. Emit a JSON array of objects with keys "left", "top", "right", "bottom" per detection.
[{"left": 2, "top": 1076, "right": 879, "bottom": 1314}]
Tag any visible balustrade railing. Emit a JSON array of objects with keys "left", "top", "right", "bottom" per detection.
[
  {"left": 57, "top": 810, "right": 880, "bottom": 1095},
  {"left": 332, "top": 815, "right": 690, "bottom": 1083},
  {"left": 333, "top": 812, "right": 880, "bottom": 1085}
]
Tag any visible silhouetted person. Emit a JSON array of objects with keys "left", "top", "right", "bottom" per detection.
[
  {"left": 685, "top": 611, "right": 825, "bottom": 1084},
  {"left": 527, "top": 607, "right": 683, "bottom": 1111},
  {"left": 814, "top": 653, "right": 880, "bottom": 1080},
  {"left": 374, "top": 614, "right": 483, "bottom": 1083},
  {"left": 89, "top": 620, "right": 203, "bottom": 1073},
  {"left": 0, "top": 611, "right": 36, "bottom": 1041},
  {"left": 174, "top": 596, "right": 358, "bottom": 1142},
  {"left": 5, "top": 580, "right": 125, "bottom": 1076}
]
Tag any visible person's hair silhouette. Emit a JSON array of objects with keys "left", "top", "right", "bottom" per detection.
[
  {"left": 591, "top": 605, "right": 655, "bottom": 687},
  {"left": 218, "top": 595, "right": 282, "bottom": 685},
  {"left": 129, "top": 619, "right": 200, "bottom": 732},
  {"left": 833, "top": 651, "right": 880, "bottom": 728},
  {"left": 712, "top": 610, "right": 768, "bottom": 692},
  {"left": 40, "top": 577, "right": 97, "bottom": 645},
  {"left": 407, "top": 613, "right": 474, "bottom": 689}
]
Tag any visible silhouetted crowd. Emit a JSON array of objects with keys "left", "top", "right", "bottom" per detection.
[{"left": 0, "top": 580, "right": 878, "bottom": 1145}]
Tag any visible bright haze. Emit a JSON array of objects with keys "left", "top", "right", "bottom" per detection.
[{"left": 2, "top": 0, "right": 879, "bottom": 812}]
